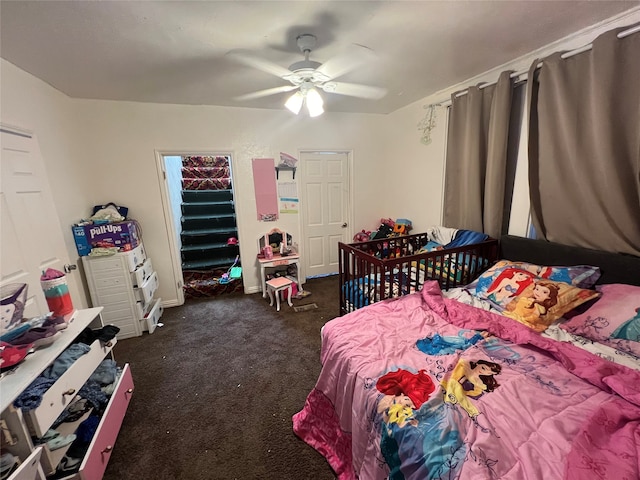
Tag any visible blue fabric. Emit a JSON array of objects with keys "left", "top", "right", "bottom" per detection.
[
  {"left": 343, "top": 277, "right": 377, "bottom": 309},
  {"left": 419, "top": 241, "right": 444, "bottom": 252},
  {"left": 445, "top": 229, "right": 489, "bottom": 248},
  {"left": 89, "top": 359, "right": 117, "bottom": 385},
  {"left": 14, "top": 377, "right": 56, "bottom": 410},
  {"left": 416, "top": 332, "right": 484, "bottom": 355},
  {"left": 0, "top": 323, "right": 31, "bottom": 342},
  {"left": 78, "top": 380, "right": 109, "bottom": 411},
  {"left": 42, "top": 344, "right": 91, "bottom": 379}
]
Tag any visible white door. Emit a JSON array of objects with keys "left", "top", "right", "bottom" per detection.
[
  {"left": 1, "top": 125, "right": 81, "bottom": 319},
  {"left": 300, "top": 151, "right": 350, "bottom": 278}
]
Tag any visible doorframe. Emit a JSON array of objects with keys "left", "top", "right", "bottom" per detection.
[
  {"left": 298, "top": 149, "right": 354, "bottom": 281},
  {"left": 154, "top": 150, "right": 238, "bottom": 306}
]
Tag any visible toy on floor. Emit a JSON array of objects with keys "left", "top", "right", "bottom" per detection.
[{"left": 220, "top": 256, "right": 242, "bottom": 285}]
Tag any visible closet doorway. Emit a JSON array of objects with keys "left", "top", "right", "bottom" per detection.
[{"left": 156, "top": 152, "right": 240, "bottom": 304}]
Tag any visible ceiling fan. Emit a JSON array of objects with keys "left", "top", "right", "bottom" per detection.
[{"left": 227, "top": 34, "right": 387, "bottom": 116}]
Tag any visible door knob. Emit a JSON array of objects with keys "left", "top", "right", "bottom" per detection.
[
  {"left": 342, "top": 223, "right": 347, "bottom": 228},
  {"left": 64, "top": 264, "right": 77, "bottom": 273}
]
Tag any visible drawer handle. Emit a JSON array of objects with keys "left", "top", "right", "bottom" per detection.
[
  {"left": 125, "top": 388, "right": 134, "bottom": 397},
  {"left": 62, "top": 389, "right": 76, "bottom": 397},
  {"left": 102, "top": 445, "right": 113, "bottom": 454},
  {"left": 105, "top": 341, "right": 113, "bottom": 348}
]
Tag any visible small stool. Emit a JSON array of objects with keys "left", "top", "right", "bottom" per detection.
[{"left": 265, "top": 277, "right": 293, "bottom": 311}]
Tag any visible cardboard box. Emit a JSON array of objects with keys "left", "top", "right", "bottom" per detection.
[{"left": 72, "top": 220, "right": 140, "bottom": 256}]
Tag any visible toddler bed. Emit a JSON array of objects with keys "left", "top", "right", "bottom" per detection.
[
  {"left": 294, "top": 235, "right": 640, "bottom": 480},
  {"left": 339, "top": 229, "right": 499, "bottom": 315}
]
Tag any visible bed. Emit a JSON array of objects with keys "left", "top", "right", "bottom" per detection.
[
  {"left": 339, "top": 230, "right": 499, "bottom": 315},
  {"left": 294, "top": 234, "right": 640, "bottom": 480}
]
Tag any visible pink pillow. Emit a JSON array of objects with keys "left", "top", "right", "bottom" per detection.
[{"left": 560, "top": 283, "right": 640, "bottom": 358}]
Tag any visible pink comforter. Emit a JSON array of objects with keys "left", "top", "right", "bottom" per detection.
[{"left": 293, "top": 281, "right": 640, "bottom": 480}]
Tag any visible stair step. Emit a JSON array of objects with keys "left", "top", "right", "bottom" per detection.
[
  {"left": 182, "top": 190, "right": 233, "bottom": 202},
  {"left": 182, "top": 202, "right": 235, "bottom": 217},
  {"left": 182, "top": 257, "right": 238, "bottom": 270},
  {"left": 182, "top": 213, "right": 235, "bottom": 221},
  {"left": 181, "top": 215, "right": 236, "bottom": 228},
  {"left": 182, "top": 156, "right": 230, "bottom": 169},
  {"left": 182, "top": 178, "right": 231, "bottom": 190},
  {"left": 182, "top": 247, "right": 239, "bottom": 262},
  {"left": 181, "top": 242, "right": 234, "bottom": 252},
  {"left": 182, "top": 227, "right": 238, "bottom": 236},
  {"left": 181, "top": 166, "right": 230, "bottom": 179},
  {"left": 182, "top": 200, "right": 234, "bottom": 207}
]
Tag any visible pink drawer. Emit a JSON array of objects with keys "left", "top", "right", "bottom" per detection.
[{"left": 76, "top": 364, "right": 133, "bottom": 480}]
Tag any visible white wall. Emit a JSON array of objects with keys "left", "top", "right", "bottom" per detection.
[{"left": 381, "top": 102, "right": 448, "bottom": 233}]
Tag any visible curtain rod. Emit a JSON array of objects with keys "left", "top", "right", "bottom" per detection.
[{"left": 435, "top": 23, "right": 640, "bottom": 107}]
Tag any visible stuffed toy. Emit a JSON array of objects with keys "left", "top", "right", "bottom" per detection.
[
  {"left": 371, "top": 224, "right": 394, "bottom": 240},
  {"left": 392, "top": 218, "right": 412, "bottom": 236},
  {"left": 353, "top": 230, "right": 371, "bottom": 243}
]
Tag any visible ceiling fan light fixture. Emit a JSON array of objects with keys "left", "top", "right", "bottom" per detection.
[
  {"left": 306, "top": 87, "right": 324, "bottom": 117},
  {"left": 230, "top": 33, "right": 386, "bottom": 116},
  {"left": 284, "top": 91, "right": 304, "bottom": 114}
]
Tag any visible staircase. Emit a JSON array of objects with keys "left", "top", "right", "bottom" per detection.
[{"left": 180, "top": 156, "right": 243, "bottom": 298}]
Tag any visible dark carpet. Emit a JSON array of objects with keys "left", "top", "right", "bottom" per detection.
[{"left": 103, "top": 275, "right": 339, "bottom": 480}]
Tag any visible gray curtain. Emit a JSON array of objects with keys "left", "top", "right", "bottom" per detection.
[
  {"left": 527, "top": 26, "right": 640, "bottom": 256},
  {"left": 443, "top": 71, "right": 513, "bottom": 239}
]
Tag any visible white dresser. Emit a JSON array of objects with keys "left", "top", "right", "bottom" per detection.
[
  {"left": 81, "top": 243, "right": 163, "bottom": 339},
  {"left": 0, "top": 307, "right": 134, "bottom": 480}
]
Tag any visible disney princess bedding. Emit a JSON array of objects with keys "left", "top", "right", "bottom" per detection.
[{"left": 293, "top": 281, "right": 640, "bottom": 480}]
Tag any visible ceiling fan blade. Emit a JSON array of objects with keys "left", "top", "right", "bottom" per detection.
[
  {"left": 234, "top": 85, "right": 298, "bottom": 101},
  {"left": 322, "top": 82, "right": 387, "bottom": 100},
  {"left": 226, "top": 49, "right": 292, "bottom": 78},
  {"left": 315, "top": 44, "right": 377, "bottom": 81}
]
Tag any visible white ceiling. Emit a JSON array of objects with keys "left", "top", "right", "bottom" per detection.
[{"left": 1, "top": 1, "right": 638, "bottom": 115}]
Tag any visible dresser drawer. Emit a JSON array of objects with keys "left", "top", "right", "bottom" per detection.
[
  {"left": 23, "top": 339, "right": 116, "bottom": 438},
  {"left": 75, "top": 364, "right": 133, "bottom": 480},
  {"left": 7, "top": 446, "right": 45, "bottom": 480},
  {"left": 93, "top": 275, "right": 130, "bottom": 291},
  {"left": 133, "top": 271, "right": 158, "bottom": 305},
  {"left": 141, "top": 298, "right": 163, "bottom": 334},
  {"left": 93, "top": 289, "right": 135, "bottom": 307},
  {"left": 120, "top": 244, "right": 146, "bottom": 272},
  {"left": 131, "top": 258, "right": 153, "bottom": 288},
  {"left": 82, "top": 256, "right": 126, "bottom": 274}
]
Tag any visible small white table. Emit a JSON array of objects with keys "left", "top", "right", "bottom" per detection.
[{"left": 257, "top": 253, "right": 303, "bottom": 298}]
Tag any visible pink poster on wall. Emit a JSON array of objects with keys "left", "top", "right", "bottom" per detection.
[{"left": 252, "top": 158, "right": 279, "bottom": 221}]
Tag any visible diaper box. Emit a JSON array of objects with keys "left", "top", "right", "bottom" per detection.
[{"left": 72, "top": 220, "right": 140, "bottom": 256}]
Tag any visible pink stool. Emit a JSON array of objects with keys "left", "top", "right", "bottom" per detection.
[{"left": 265, "top": 277, "right": 293, "bottom": 311}]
